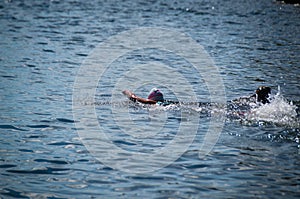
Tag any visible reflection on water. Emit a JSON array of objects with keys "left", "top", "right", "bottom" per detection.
[{"left": 0, "top": 0, "right": 299, "bottom": 198}]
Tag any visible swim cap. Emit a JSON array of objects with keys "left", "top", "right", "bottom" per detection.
[
  {"left": 256, "top": 86, "right": 271, "bottom": 104},
  {"left": 148, "top": 88, "right": 164, "bottom": 102}
]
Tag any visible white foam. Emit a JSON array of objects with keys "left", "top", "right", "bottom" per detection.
[{"left": 247, "top": 92, "right": 298, "bottom": 126}]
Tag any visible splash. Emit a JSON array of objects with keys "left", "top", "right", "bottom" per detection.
[{"left": 246, "top": 90, "right": 299, "bottom": 127}]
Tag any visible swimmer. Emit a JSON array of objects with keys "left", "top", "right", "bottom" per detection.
[
  {"left": 123, "top": 86, "right": 271, "bottom": 105},
  {"left": 233, "top": 86, "right": 271, "bottom": 105},
  {"left": 122, "top": 88, "right": 167, "bottom": 105}
]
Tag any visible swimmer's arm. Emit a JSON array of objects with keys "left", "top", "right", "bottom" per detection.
[{"left": 122, "top": 90, "right": 157, "bottom": 104}]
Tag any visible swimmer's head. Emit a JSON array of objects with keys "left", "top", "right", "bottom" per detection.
[
  {"left": 256, "top": 86, "right": 271, "bottom": 104},
  {"left": 148, "top": 88, "right": 164, "bottom": 102}
]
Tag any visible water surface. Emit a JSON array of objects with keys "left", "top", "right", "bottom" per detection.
[{"left": 0, "top": 0, "right": 299, "bottom": 198}]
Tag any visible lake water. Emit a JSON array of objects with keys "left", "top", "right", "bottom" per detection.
[{"left": 0, "top": 0, "right": 299, "bottom": 198}]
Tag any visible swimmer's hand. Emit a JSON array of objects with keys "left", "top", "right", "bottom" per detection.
[
  {"left": 122, "top": 90, "right": 137, "bottom": 102},
  {"left": 122, "top": 90, "right": 157, "bottom": 104}
]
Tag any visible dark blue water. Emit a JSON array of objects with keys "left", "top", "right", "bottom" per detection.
[{"left": 1, "top": 0, "right": 300, "bottom": 198}]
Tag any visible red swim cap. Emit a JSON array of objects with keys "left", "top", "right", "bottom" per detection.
[{"left": 148, "top": 88, "right": 164, "bottom": 102}]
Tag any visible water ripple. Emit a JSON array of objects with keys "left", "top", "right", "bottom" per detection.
[
  {"left": 7, "top": 167, "right": 69, "bottom": 175},
  {"left": 0, "top": 125, "right": 27, "bottom": 131}
]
